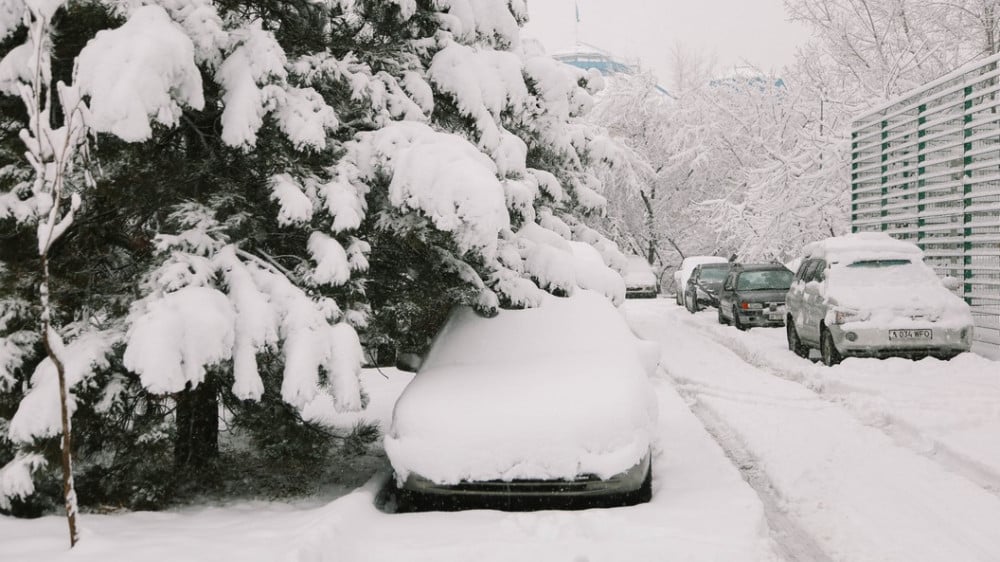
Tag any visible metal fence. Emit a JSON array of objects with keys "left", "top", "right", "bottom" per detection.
[{"left": 851, "top": 53, "right": 1000, "bottom": 357}]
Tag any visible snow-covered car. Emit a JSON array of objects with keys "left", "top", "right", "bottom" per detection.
[
  {"left": 673, "top": 256, "right": 728, "bottom": 305},
  {"left": 624, "top": 255, "right": 659, "bottom": 298},
  {"left": 717, "top": 263, "right": 793, "bottom": 330},
  {"left": 385, "top": 291, "right": 660, "bottom": 510},
  {"left": 684, "top": 262, "right": 731, "bottom": 312},
  {"left": 785, "top": 233, "right": 974, "bottom": 365}
]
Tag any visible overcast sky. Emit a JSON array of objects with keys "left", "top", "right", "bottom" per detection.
[{"left": 522, "top": 0, "right": 814, "bottom": 84}]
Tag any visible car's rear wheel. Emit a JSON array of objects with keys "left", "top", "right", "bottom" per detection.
[
  {"left": 718, "top": 305, "right": 729, "bottom": 325},
  {"left": 686, "top": 290, "right": 699, "bottom": 313},
  {"left": 733, "top": 306, "right": 748, "bottom": 331},
  {"left": 820, "top": 328, "right": 843, "bottom": 366},
  {"left": 786, "top": 320, "right": 808, "bottom": 358}
]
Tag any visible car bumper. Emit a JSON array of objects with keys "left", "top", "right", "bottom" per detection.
[
  {"left": 829, "top": 324, "right": 972, "bottom": 358},
  {"left": 395, "top": 454, "right": 650, "bottom": 508},
  {"left": 626, "top": 286, "right": 658, "bottom": 298},
  {"left": 736, "top": 309, "right": 786, "bottom": 327}
]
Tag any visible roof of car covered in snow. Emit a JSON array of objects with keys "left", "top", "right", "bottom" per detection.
[{"left": 801, "top": 233, "right": 924, "bottom": 264}]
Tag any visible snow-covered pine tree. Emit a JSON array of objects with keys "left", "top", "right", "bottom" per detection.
[
  {"left": 332, "top": 0, "right": 630, "bottom": 356},
  {"left": 0, "top": 0, "right": 371, "bottom": 515},
  {"left": 0, "top": 0, "right": 634, "bottom": 518}
]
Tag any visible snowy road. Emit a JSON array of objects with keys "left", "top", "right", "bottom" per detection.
[
  {"left": 626, "top": 298, "right": 1000, "bottom": 561},
  {"left": 5, "top": 297, "right": 1000, "bottom": 561}
]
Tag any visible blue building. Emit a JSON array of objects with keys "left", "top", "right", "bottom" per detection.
[{"left": 553, "top": 43, "right": 672, "bottom": 97}]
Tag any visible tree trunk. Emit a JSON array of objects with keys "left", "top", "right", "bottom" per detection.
[
  {"left": 174, "top": 378, "right": 219, "bottom": 470},
  {"left": 40, "top": 256, "right": 79, "bottom": 547}
]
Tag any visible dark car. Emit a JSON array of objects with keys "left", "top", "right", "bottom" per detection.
[
  {"left": 684, "top": 263, "right": 731, "bottom": 312},
  {"left": 717, "top": 264, "right": 794, "bottom": 330},
  {"left": 386, "top": 291, "right": 659, "bottom": 511}
]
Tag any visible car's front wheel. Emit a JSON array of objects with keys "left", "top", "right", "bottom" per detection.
[
  {"left": 820, "top": 328, "right": 843, "bottom": 366},
  {"left": 634, "top": 462, "right": 652, "bottom": 503},
  {"left": 786, "top": 320, "right": 808, "bottom": 358}
]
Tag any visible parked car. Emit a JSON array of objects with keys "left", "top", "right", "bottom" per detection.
[
  {"left": 385, "top": 291, "right": 660, "bottom": 510},
  {"left": 684, "top": 263, "right": 731, "bottom": 312},
  {"left": 674, "top": 256, "right": 728, "bottom": 305},
  {"left": 785, "top": 233, "right": 973, "bottom": 366},
  {"left": 717, "top": 263, "right": 794, "bottom": 330},
  {"left": 624, "top": 255, "right": 659, "bottom": 298}
]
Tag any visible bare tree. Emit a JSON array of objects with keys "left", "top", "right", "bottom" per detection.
[
  {"left": 14, "top": 2, "right": 94, "bottom": 546},
  {"left": 784, "top": 0, "right": 998, "bottom": 101}
]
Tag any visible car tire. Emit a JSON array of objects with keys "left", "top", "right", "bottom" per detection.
[
  {"left": 675, "top": 290, "right": 682, "bottom": 306},
  {"left": 786, "top": 320, "right": 808, "bottom": 358},
  {"left": 718, "top": 305, "right": 729, "bottom": 325},
  {"left": 634, "top": 462, "right": 653, "bottom": 504},
  {"left": 733, "top": 307, "right": 748, "bottom": 331},
  {"left": 820, "top": 328, "right": 843, "bottom": 366},
  {"left": 684, "top": 292, "right": 698, "bottom": 314}
]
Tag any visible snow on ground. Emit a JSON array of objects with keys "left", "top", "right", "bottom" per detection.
[
  {"left": 1, "top": 349, "right": 777, "bottom": 561},
  {"left": 626, "top": 299, "right": 1000, "bottom": 561},
  {"left": 11, "top": 296, "right": 998, "bottom": 561},
  {"left": 676, "top": 303, "right": 1000, "bottom": 493}
]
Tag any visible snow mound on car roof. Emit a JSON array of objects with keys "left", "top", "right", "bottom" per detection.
[
  {"left": 384, "top": 290, "right": 658, "bottom": 485},
  {"left": 802, "top": 233, "right": 923, "bottom": 264}
]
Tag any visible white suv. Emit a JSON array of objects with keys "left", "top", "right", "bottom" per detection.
[{"left": 785, "top": 233, "right": 973, "bottom": 365}]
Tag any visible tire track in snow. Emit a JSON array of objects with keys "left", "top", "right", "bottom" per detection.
[
  {"left": 668, "top": 377, "right": 835, "bottom": 562},
  {"left": 628, "top": 299, "right": 1000, "bottom": 560},
  {"left": 674, "top": 308, "right": 1000, "bottom": 500}
]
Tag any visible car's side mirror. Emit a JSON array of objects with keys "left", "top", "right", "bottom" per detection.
[
  {"left": 395, "top": 352, "right": 423, "bottom": 373},
  {"left": 942, "top": 276, "right": 962, "bottom": 291}
]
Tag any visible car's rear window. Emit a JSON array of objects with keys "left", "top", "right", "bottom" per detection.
[
  {"left": 832, "top": 258, "right": 940, "bottom": 287},
  {"left": 736, "top": 270, "right": 793, "bottom": 291},
  {"left": 846, "top": 259, "right": 912, "bottom": 268}
]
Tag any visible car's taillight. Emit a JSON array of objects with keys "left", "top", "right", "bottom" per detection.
[{"left": 741, "top": 302, "right": 763, "bottom": 310}]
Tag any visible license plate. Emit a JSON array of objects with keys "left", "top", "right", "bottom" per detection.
[
  {"left": 768, "top": 313, "right": 783, "bottom": 321},
  {"left": 889, "top": 329, "right": 932, "bottom": 341}
]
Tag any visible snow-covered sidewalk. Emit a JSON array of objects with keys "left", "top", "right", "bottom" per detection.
[
  {"left": 1, "top": 363, "right": 778, "bottom": 561},
  {"left": 627, "top": 299, "right": 1000, "bottom": 561}
]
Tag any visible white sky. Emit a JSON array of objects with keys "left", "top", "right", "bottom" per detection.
[{"left": 522, "top": 0, "right": 814, "bottom": 84}]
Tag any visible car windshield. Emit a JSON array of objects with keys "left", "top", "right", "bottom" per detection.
[
  {"left": 831, "top": 258, "right": 940, "bottom": 287},
  {"left": 736, "top": 269, "right": 793, "bottom": 291},
  {"left": 421, "top": 292, "right": 636, "bottom": 370},
  {"left": 699, "top": 268, "right": 728, "bottom": 282}
]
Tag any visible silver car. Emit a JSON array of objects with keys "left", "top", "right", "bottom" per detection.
[{"left": 785, "top": 235, "right": 974, "bottom": 366}]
